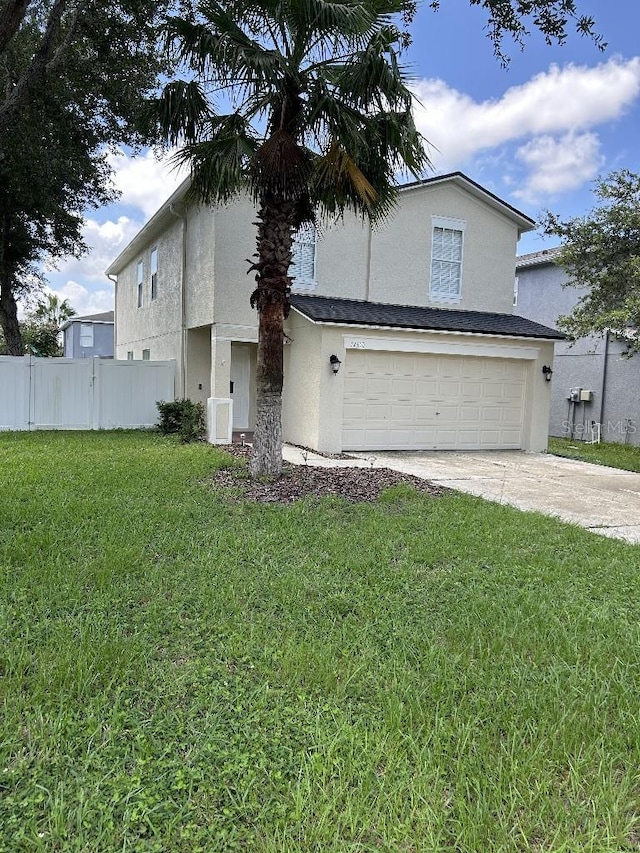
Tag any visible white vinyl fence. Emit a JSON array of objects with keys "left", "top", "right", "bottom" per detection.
[{"left": 0, "top": 356, "right": 175, "bottom": 431}]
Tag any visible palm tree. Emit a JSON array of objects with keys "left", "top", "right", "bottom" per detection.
[
  {"left": 155, "top": 0, "right": 429, "bottom": 476},
  {"left": 28, "top": 293, "right": 76, "bottom": 329}
]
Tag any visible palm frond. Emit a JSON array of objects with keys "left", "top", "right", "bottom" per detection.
[
  {"left": 165, "top": 6, "right": 284, "bottom": 89},
  {"left": 151, "top": 80, "right": 211, "bottom": 147},
  {"left": 329, "top": 25, "right": 413, "bottom": 110},
  {"left": 172, "top": 113, "right": 259, "bottom": 204},
  {"left": 313, "top": 140, "right": 378, "bottom": 209}
]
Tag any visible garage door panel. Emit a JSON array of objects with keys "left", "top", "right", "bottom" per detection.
[
  {"left": 460, "top": 405, "right": 482, "bottom": 421},
  {"left": 416, "top": 379, "right": 439, "bottom": 397},
  {"left": 390, "top": 404, "right": 414, "bottom": 420},
  {"left": 501, "top": 407, "right": 524, "bottom": 425},
  {"left": 479, "top": 429, "right": 501, "bottom": 445},
  {"left": 502, "top": 382, "right": 525, "bottom": 400},
  {"left": 342, "top": 350, "right": 526, "bottom": 451},
  {"left": 366, "top": 377, "right": 392, "bottom": 395},
  {"left": 343, "top": 402, "right": 367, "bottom": 420},
  {"left": 391, "top": 378, "right": 415, "bottom": 398},
  {"left": 366, "top": 403, "right": 390, "bottom": 419},
  {"left": 415, "top": 404, "right": 436, "bottom": 419},
  {"left": 460, "top": 381, "right": 483, "bottom": 398},
  {"left": 438, "top": 380, "right": 461, "bottom": 398},
  {"left": 344, "top": 376, "right": 366, "bottom": 394}
]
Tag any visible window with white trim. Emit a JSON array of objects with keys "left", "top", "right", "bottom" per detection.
[
  {"left": 150, "top": 247, "right": 158, "bottom": 300},
  {"left": 127, "top": 351, "right": 134, "bottom": 360},
  {"left": 142, "top": 348, "right": 150, "bottom": 361},
  {"left": 290, "top": 224, "right": 316, "bottom": 290},
  {"left": 513, "top": 276, "right": 519, "bottom": 307},
  {"left": 430, "top": 216, "right": 465, "bottom": 303},
  {"left": 80, "top": 323, "right": 94, "bottom": 348},
  {"left": 136, "top": 259, "right": 144, "bottom": 308}
]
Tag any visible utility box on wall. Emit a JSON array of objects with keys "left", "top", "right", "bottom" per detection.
[
  {"left": 569, "top": 388, "right": 582, "bottom": 402},
  {"left": 579, "top": 389, "right": 594, "bottom": 402}
]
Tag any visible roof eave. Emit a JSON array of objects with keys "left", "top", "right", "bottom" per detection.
[
  {"left": 399, "top": 171, "right": 535, "bottom": 234},
  {"left": 105, "top": 178, "right": 191, "bottom": 276}
]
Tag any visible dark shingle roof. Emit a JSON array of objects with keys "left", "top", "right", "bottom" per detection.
[
  {"left": 290, "top": 295, "right": 565, "bottom": 340},
  {"left": 72, "top": 311, "right": 114, "bottom": 323},
  {"left": 61, "top": 311, "right": 114, "bottom": 331}
]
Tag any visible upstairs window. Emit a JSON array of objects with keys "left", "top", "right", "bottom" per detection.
[
  {"left": 513, "top": 276, "right": 519, "bottom": 307},
  {"left": 150, "top": 247, "right": 158, "bottom": 300},
  {"left": 137, "top": 259, "right": 144, "bottom": 308},
  {"left": 80, "top": 324, "right": 94, "bottom": 349},
  {"left": 430, "top": 216, "right": 465, "bottom": 303},
  {"left": 290, "top": 224, "right": 316, "bottom": 290},
  {"left": 142, "top": 348, "right": 150, "bottom": 361}
]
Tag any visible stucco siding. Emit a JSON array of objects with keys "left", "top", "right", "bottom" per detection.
[
  {"left": 367, "top": 183, "right": 519, "bottom": 314},
  {"left": 311, "top": 215, "right": 370, "bottom": 301},
  {"left": 282, "top": 311, "right": 323, "bottom": 448},
  {"left": 213, "top": 196, "right": 259, "bottom": 329},
  {"left": 115, "top": 215, "right": 184, "bottom": 356},
  {"left": 185, "top": 204, "right": 215, "bottom": 328}
]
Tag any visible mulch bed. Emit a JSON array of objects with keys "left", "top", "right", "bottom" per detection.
[{"left": 211, "top": 444, "right": 445, "bottom": 504}]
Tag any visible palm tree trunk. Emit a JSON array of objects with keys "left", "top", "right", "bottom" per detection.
[{"left": 249, "top": 193, "right": 295, "bottom": 477}]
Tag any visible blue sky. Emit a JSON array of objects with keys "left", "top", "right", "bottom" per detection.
[{"left": 47, "top": 0, "right": 640, "bottom": 315}]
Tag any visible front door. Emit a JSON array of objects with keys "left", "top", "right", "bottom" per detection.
[{"left": 230, "top": 344, "right": 250, "bottom": 429}]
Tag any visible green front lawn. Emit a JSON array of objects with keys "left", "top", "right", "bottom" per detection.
[
  {"left": 1, "top": 431, "right": 639, "bottom": 852},
  {"left": 549, "top": 436, "right": 640, "bottom": 472}
]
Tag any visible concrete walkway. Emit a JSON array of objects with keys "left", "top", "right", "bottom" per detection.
[{"left": 282, "top": 445, "right": 640, "bottom": 543}]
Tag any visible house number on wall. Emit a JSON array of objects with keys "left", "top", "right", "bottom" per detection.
[{"left": 347, "top": 340, "right": 367, "bottom": 349}]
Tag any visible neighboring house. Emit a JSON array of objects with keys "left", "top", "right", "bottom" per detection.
[
  {"left": 62, "top": 311, "right": 114, "bottom": 359},
  {"left": 516, "top": 249, "right": 640, "bottom": 446},
  {"left": 106, "top": 172, "right": 562, "bottom": 454}
]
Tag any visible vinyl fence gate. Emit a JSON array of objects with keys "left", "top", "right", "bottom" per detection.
[{"left": 0, "top": 356, "right": 175, "bottom": 431}]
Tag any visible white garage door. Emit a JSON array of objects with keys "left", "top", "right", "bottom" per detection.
[{"left": 342, "top": 350, "right": 527, "bottom": 451}]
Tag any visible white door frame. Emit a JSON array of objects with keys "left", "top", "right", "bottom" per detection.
[{"left": 230, "top": 344, "right": 250, "bottom": 429}]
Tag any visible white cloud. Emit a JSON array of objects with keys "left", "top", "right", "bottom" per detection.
[
  {"left": 513, "top": 131, "right": 605, "bottom": 203},
  {"left": 45, "top": 281, "right": 114, "bottom": 317},
  {"left": 36, "top": 149, "right": 188, "bottom": 312},
  {"left": 53, "top": 215, "right": 141, "bottom": 283},
  {"left": 412, "top": 56, "right": 640, "bottom": 171},
  {"left": 107, "top": 148, "right": 187, "bottom": 219}
]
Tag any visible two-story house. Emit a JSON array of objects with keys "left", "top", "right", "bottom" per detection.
[{"left": 107, "top": 172, "right": 562, "bottom": 454}]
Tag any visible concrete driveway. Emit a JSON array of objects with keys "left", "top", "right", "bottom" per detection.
[{"left": 352, "top": 451, "right": 640, "bottom": 543}]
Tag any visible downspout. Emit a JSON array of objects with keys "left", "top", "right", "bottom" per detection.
[
  {"left": 597, "top": 330, "right": 609, "bottom": 431},
  {"left": 364, "top": 220, "right": 372, "bottom": 302},
  {"left": 169, "top": 202, "right": 188, "bottom": 397},
  {"left": 107, "top": 274, "right": 117, "bottom": 355}
]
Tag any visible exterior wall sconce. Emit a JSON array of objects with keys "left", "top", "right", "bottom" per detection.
[
  {"left": 329, "top": 354, "right": 342, "bottom": 375},
  {"left": 542, "top": 365, "right": 553, "bottom": 382}
]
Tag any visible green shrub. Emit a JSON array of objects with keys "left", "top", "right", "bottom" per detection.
[{"left": 156, "top": 399, "right": 206, "bottom": 443}]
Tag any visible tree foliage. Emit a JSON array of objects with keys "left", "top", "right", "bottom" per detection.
[
  {"left": 0, "top": 293, "right": 75, "bottom": 355},
  {"left": 543, "top": 171, "right": 640, "bottom": 352},
  {"left": 0, "top": 0, "right": 169, "bottom": 355},
  {"left": 430, "top": 0, "right": 605, "bottom": 65}
]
